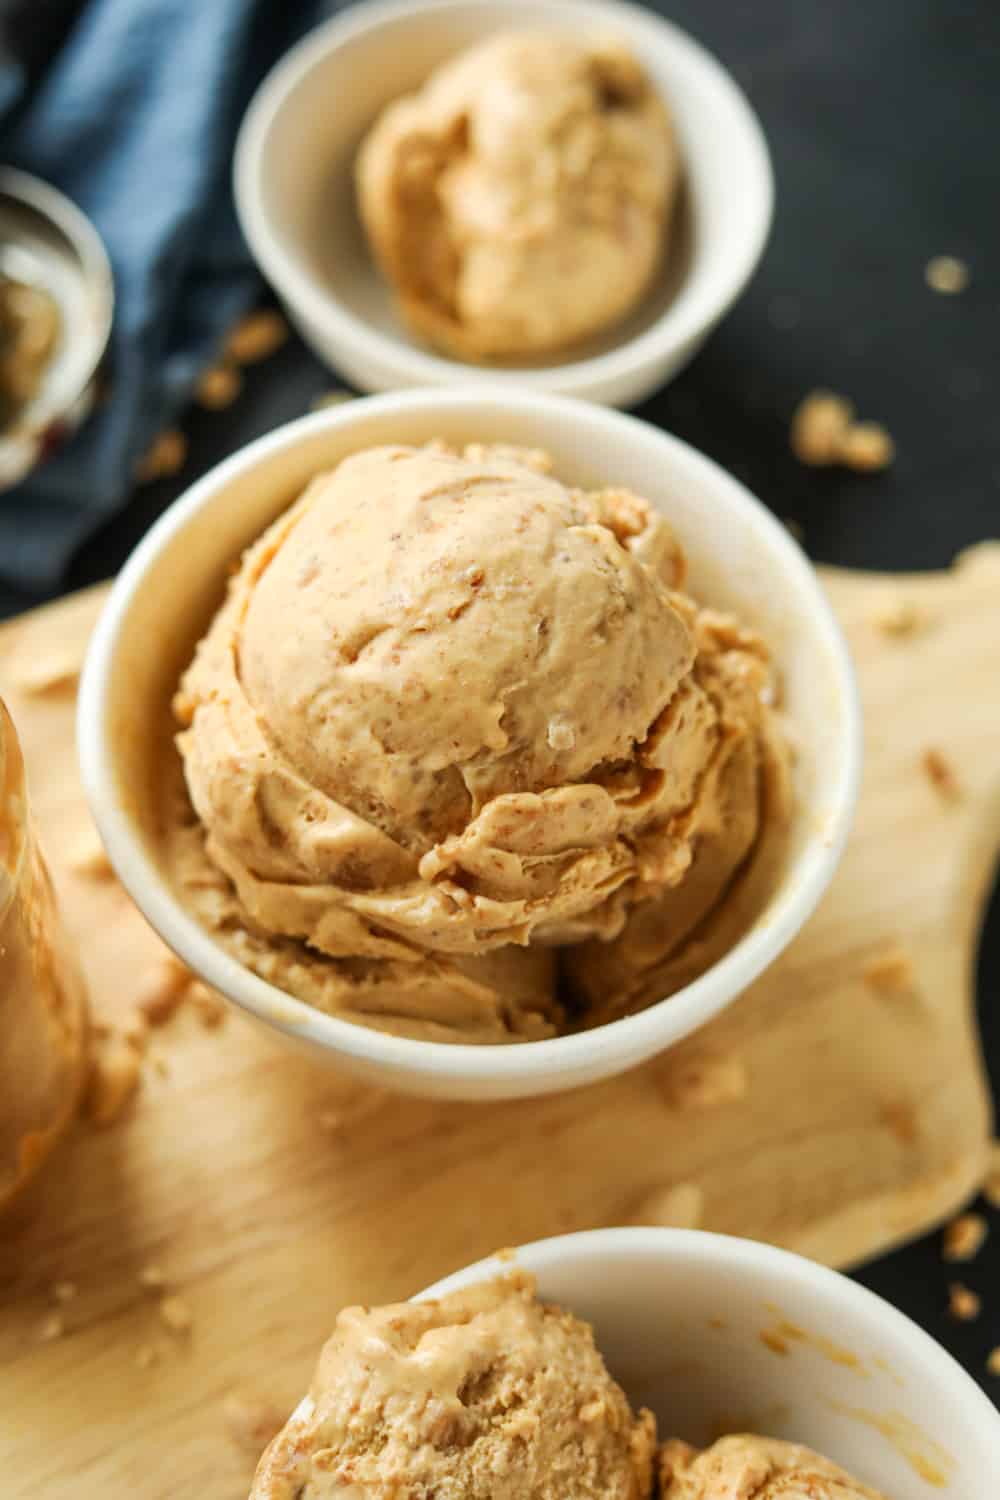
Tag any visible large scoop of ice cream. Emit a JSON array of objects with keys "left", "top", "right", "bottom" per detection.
[
  {"left": 357, "top": 31, "right": 679, "bottom": 359},
  {"left": 250, "top": 1274, "right": 656, "bottom": 1500},
  {"left": 658, "top": 1435, "right": 890, "bottom": 1500},
  {"left": 175, "top": 443, "right": 711, "bottom": 960}
]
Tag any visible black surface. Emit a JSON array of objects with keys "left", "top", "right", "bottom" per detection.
[{"left": 2, "top": 0, "right": 998, "bottom": 1395}]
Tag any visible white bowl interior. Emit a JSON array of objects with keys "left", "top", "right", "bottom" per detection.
[
  {"left": 421, "top": 1230, "right": 1000, "bottom": 1496},
  {"left": 82, "top": 392, "right": 857, "bottom": 1098},
  {"left": 237, "top": 0, "right": 770, "bottom": 396}
]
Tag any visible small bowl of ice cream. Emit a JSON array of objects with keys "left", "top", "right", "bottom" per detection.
[
  {"left": 249, "top": 1229, "right": 1000, "bottom": 1497},
  {"left": 79, "top": 389, "right": 859, "bottom": 1099},
  {"left": 234, "top": 0, "right": 773, "bottom": 406}
]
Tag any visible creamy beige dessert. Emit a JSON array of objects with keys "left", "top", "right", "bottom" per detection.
[
  {"left": 0, "top": 698, "right": 88, "bottom": 1209},
  {"left": 356, "top": 31, "right": 679, "bottom": 360},
  {"left": 250, "top": 1274, "right": 656, "bottom": 1500},
  {"left": 250, "top": 1278, "right": 891, "bottom": 1500},
  {"left": 163, "top": 441, "right": 790, "bottom": 1043},
  {"left": 659, "top": 1434, "right": 889, "bottom": 1499}
]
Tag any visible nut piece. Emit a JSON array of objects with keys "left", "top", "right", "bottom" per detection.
[
  {"left": 37, "top": 1312, "right": 65, "bottom": 1343},
  {"left": 662, "top": 1051, "right": 747, "bottom": 1110},
  {"left": 922, "top": 747, "right": 962, "bottom": 802},
  {"left": 135, "top": 429, "right": 187, "bottom": 484},
  {"left": 870, "top": 596, "right": 923, "bottom": 637},
  {"left": 66, "top": 827, "right": 113, "bottom": 879},
  {"left": 222, "top": 1390, "right": 287, "bottom": 1454},
  {"left": 159, "top": 1295, "right": 193, "bottom": 1334},
  {"left": 628, "top": 1181, "right": 703, "bottom": 1229},
  {"left": 862, "top": 945, "right": 913, "bottom": 994},
  {"left": 135, "top": 957, "right": 191, "bottom": 1025},
  {"left": 942, "top": 1213, "right": 988, "bottom": 1262},
  {"left": 840, "top": 421, "right": 895, "bottom": 472},
  {"left": 948, "top": 1283, "right": 981, "bottom": 1321},
  {"left": 86, "top": 1044, "right": 141, "bottom": 1127},
  {"left": 195, "top": 363, "right": 242, "bottom": 410},
  {"left": 187, "top": 981, "right": 226, "bottom": 1028},
  {"left": 790, "top": 391, "right": 854, "bottom": 466},
  {"left": 225, "top": 310, "right": 288, "bottom": 364},
  {"left": 925, "top": 256, "right": 969, "bottom": 294}
]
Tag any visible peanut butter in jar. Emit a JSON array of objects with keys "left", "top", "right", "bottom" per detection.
[{"left": 0, "top": 698, "right": 88, "bottom": 1209}]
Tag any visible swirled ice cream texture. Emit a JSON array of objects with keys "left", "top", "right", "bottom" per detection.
[
  {"left": 356, "top": 31, "right": 680, "bottom": 360},
  {"left": 165, "top": 441, "right": 790, "bottom": 1041}
]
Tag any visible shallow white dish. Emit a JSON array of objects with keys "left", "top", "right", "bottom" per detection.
[
  {"left": 234, "top": 0, "right": 773, "bottom": 407},
  {"left": 79, "top": 389, "right": 859, "bottom": 1100},
  {"left": 420, "top": 1229, "right": 1000, "bottom": 1494}
]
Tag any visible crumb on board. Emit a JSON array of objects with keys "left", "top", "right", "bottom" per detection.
[
  {"left": 195, "top": 363, "right": 243, "bottom": 410},
  {"left": 922, "top": 747, "right": 962, "bottom": 802},
  {"left": 222, "top": 1391, "right": 288, "bottom": 1454},
  {"left": 135, "top": 957, "right": 192, "bottom": 1025},
  {"left": 135, "top": 429, "right": 187, "bottom": 484},
  {"left": 7, "top": 645, "right": 82, "bottom": 696},
  {"left": 188, "top": 981, "right": 226, "bottom": 1029},
  {"left": 66, "top": 828, "right": 114, "bottom": 879},
  {"left": 870, "top": 596, "right": 924, "bottom": 637},
  {"left": 862, "top": 945, "right": 914, "bottom": 994},
  {"left": 37, "top": 1311, "right": 64, "bottom": 1343},
  {"left": 138, "top": 1264, "right": 167, "bottom": 1291},
  {"left": 159, "top": 1295, "right": 193, "bottom": 1335},
  {"left": 50, "top": 1280, "right": 77, "bottom": 1305},
  {"left": 948, "top": 1283, "right": 981, "bottom": 1321},
  {"left": 86, "top": 1044, "right": 142, "bottom": 1127},
  {"left": 662, "top": 1051, "right": 747, "bottom": 1111},
  {"left": 942, "top": 1213, "right": 988, "bottom": 1263},
  {"left": 225, "top": 309, "right": 288, "bottom": 364},
  {"left": 790, "top": 390, "right": 894, "bottom": 472},
  {"left": 628, "top": 1181, "right": 704, "bottom": 1230},
  {"left": 925, "top": 256, "right": 969, "bottom": 294}
]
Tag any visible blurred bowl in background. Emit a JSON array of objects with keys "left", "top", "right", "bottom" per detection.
[
  {"left": 234, "top": 0, "right": 773, "bottom": 407},
  {"left": 0, "top": 167, "right": 113, "bottom": 490}
]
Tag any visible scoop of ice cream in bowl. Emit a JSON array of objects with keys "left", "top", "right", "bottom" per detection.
[
  {"left": 247, "top": 1230, "right": 1000, "bottom": 1497},
  {"left": 234, "top": 0, "right": 773, "bottom": 405},
  {"left": 78, "top": 390, "right": 859, "bottom": 1099}
]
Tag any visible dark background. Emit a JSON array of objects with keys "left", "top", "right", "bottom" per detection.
[{"left": 2, "top": 0, "right": 999, "bottom": 1393}]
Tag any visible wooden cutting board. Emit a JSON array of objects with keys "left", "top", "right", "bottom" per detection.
[{"left": 1, "top": 548, "right": 998, "bottom": 1499}]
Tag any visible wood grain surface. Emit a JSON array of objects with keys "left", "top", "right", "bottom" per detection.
[{"left": 1, "top": 549, "right": 998, "bottom": 1499}]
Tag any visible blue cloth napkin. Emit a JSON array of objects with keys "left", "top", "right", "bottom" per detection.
[{"left": 0, "top": 0, "right": 337, "bottom": 587}]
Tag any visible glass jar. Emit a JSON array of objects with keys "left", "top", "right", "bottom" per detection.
[{"left": 0, "top": 697, "right": 88, "bottom": 1208}]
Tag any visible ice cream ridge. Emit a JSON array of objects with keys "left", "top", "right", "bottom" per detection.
[
  {"left": 356, "top": 31, "right": 680, "bottom": 359},
  {"left": 248, "top": 1277, "right": 891, "bottom": 1500},
  {"left": 166, "top": 441, "right": 792, "bottom": 1042}
]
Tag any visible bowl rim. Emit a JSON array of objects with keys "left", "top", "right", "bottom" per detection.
[
  {"left": 0, "top": 166, "right": 114, "bottom": 429},
  {"left": 417, "top": 1226, "right": 1000, "bottom": 1452},
  {"left": 78, "top": 388, "right": 861, "bottom": 1090},
  {"left": 233, "top": 0, "right": 774, "bottom": 394}
]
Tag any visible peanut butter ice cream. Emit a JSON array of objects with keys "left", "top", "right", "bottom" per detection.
[
  {"left": 658, "top": 1434, "right": 890, "bottom": 1499},
  {"left": 163, "top": 440, "right": 790, "bottom": 1042},
  {"left": 250, "top": 1274, "right": 656, "bottom": 1500},
  {"left": 1, "top": 698, "right": 88, "bottom": 1209},
  {"left": 356, "top": 31, "right": 679, "bottom": 360}
]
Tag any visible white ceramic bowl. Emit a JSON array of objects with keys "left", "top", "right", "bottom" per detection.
[
  {"left": 416, "top": 1229, "right": 1000, "bottom": 1494},
  {"left": 78, "top": 389, "right": 860, "bottom": 1100},
  {"left": 234, "top": 0, "right": 773, "bottom": 407}
]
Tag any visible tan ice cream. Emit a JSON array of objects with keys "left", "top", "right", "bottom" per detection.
[
  {"left": 164, "top": 441, "right": 789, "bottom": 1042},
  {"left": 1, "top": 699, "right": 88, "bottom": 1209},
  {"left": 356, "top": 31, "right": 679, "bottom": 360},
  {"left": 658, "top": 1434, "right": 890, "bottom": 1499},
  {"left": 250, "top": 1274, "right": 656, "bottom": 1500}
]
